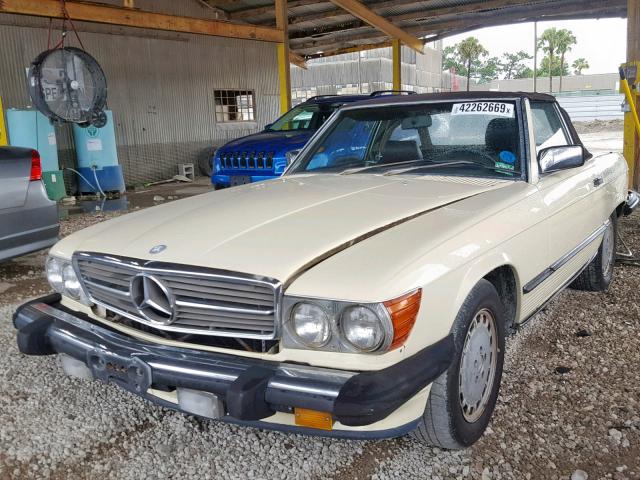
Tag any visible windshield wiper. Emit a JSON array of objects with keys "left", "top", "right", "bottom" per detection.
[
  {"left": 383, "top": 160, "right": 521, "bottom": 176},
  {"left": 340, "top": 158, "right": 431, "bottom": 175}
]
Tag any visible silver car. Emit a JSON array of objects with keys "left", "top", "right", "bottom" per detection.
[{"left": 0, "top": 147, "right": 59, "bottom": 262}]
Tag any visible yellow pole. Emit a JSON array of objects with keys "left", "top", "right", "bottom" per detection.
[
  {"left": 625, "top": 0, "right": 639, "bottom": 188},
  {"left": 620, "top": 68, "right": 640, "bottom": 136},
  {"left": 275, "top": 0, "right": 291, "bottom": 114},
  {"left": 392, "top": 39, "right": 401, "bottom": 91},
  {"left": 0, "top": 96, "right": 7, "bottom": 146}
]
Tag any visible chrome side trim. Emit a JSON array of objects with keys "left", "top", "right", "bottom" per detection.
[
  {"left": 522, "top": 220, "right": 609, "bottom": 294},
  {"left": 518, "top": 249, "right": 598, "bottom": 328}
]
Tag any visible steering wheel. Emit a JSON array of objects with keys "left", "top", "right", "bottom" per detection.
[{"left": 436, "top": 148, "right": 497, "bottom": 167}]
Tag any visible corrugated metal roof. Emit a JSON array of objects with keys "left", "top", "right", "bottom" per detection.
[{"left": 218, "top": 0, "right": 626, "bottom": 58}]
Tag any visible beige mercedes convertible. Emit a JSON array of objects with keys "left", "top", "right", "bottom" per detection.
[{"left": 14, "top": 92, "right": 638, "bottom": 449}]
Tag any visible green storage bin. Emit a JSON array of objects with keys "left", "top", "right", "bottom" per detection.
[{"left": 42, "top": 170, "right": 67, "bottom": 201}]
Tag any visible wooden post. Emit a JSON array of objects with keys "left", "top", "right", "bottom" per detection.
[
  {"left": 392, "top": 39, "right": 401, "bottom": 91},
  {"left": 276, "top": 0, "right": 291, "bottom": 114},
  {"left": 626, "top": 0, "right": 640, "bottom": 188}
]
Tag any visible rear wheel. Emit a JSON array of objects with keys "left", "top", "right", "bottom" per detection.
[
  {"left": 411, "top": 280, "right": 505, "bottom": 449},
  {"left": 570, "top": 214, "right": 616, "bottom": 292}
]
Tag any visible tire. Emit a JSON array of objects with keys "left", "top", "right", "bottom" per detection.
[
  {"left": 570, "top": 214, "right": 617, "bottom": 292},
  {"left": 411, "top": 279, "right": 506, "bottom": 449},
  {"left": 198, "top": 146, "right": 217, "bottom": 177}
]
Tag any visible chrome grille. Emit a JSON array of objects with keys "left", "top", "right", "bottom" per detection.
[{"left": 73, "top": 252, "right": 280, "bottom": 339}]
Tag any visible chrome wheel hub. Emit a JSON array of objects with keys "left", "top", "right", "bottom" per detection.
[
  {"left": 601, "top": 221, "right": 614, "bottom": 278},
  {"left": 459, "top": 308, "right": 498, "bottom": 423}
]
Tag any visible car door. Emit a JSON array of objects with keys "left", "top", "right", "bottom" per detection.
[{"left": 528, "top": 101, "right": 601, "bottom": 291}]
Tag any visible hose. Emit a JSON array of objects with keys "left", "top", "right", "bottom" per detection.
[
  {"left": 64, "top": 167, "right": 106, "bottom": 198},
  {"left": 91, "top": 165, "right": 107, "bottom": 198}
]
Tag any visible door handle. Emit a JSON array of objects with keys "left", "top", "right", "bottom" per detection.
[{"left": 593, "top": 177, "right": 604, "bottom": 187}]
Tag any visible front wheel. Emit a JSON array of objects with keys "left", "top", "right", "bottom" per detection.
[
  {"left": 570, "top": 214, "right": 617, "bottom": 292},
  {"left": 411, "top": 279, "right": 506, "bottom": 449}
]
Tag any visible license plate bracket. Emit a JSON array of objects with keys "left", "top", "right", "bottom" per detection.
[
  {"left": 230, "top": 175, "right": 251, "bottom": 186},
  {"left": 87, "top": 350, "right": 152, "bottom": 394}
]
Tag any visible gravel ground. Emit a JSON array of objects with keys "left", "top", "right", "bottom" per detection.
[{"left": 1, "top": 176, "right": 639, "bottom": 479}]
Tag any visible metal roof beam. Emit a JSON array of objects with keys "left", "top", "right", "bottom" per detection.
[
  {"left": 0, "top": 0, "right": 284, "bottom": 43},
  {"left": 229, "top": 0, "right": 316, "bottom": 21},
  {"left": 292, "top": 0, "right": 625, "bottom": 52},
  {"left": 328, "top": 0, "right": 424, "bottom": 52}
]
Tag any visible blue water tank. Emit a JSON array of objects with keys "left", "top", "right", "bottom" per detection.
[
  {"left": 6, "top": 109, "right": 59, "bottom": 171},
  {"left": 72, "top": 110, "right": 125, "bottom": 194}
]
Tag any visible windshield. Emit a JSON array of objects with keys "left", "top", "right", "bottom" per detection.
[
  {"left": 288, "top": 101, "right": 523, "bottom": 179},
  {"left": 266, "top": 103, "right": 340, "bottom": 132}
]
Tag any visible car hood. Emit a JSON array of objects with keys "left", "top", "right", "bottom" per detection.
[
  {"left": 53, "top": 175, "right": 510, "bottom": 282},
  {"left": 218, "top": 130, "right": 313, "bottom": 153}
]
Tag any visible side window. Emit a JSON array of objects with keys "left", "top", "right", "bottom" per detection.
[{"left": 530, "top": 102, "right": 569, "bottom": 149}]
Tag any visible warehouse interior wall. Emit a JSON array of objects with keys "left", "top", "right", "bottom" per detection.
[{"left": 0, "top": 12, "right": 280, "bottom": 187}]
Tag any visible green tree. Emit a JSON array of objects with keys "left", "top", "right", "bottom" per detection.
[
  {"left": 537, "top": 27, "right": 561, "bottom": 92},
  {"left": 500, "top": 50, "right": 533, "bottom": 79},
  {"left": 442, "top": 45, "right": 465, "bottom": 74},
  {"left": 457, "top": 37, "right": 489, "bottom": 91},
  {"left": 555, "top": 29, "right": 577, "bottom": 91},
  {"left": 572, "top": 57, "right": 590, "bottom": 75},
  {"left": 478, "top": 56, "right": 501, "bottom": 83},
  {"left": 540, "top": 55, "right": 569, "bottom": 77},
  {"left": 515, "top": 67, "right": 534, "bottom": 79}
]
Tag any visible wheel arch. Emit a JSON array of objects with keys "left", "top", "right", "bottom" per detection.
[{"left": 451, "top": 254, "right": 522, "bottom": 333}]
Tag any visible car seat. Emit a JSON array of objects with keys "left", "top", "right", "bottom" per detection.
[{"left": 379, "top": 140, "right": 422, "bottom": 164}]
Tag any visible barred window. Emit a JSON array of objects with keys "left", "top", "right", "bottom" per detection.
[{"left": 214, "top": 89, "right": 255, "bottom": 122}]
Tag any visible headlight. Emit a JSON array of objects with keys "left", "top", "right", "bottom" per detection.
[
  {"left": 285, "top": 150, "right": 300, "bottom": 165},
  {"left": 46, "top": 255, "right": 91, "bottom": 305},
  {"left": 45, "top": 256, "right": 64, "bottom": 292},
  {"left": 340, "top": 306, "right": 385, "bottom": 352},
  {"left": 282, "top": 290, "right": 421, "bottom": 354},
  {"left": 62, "top": 264, "right": 83, "bottom": 299},
  {"left": 289, "top": 302, "right": 331, "bottom": 348}
]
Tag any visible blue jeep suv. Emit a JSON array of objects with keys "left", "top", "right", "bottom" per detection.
[{"left": 211, "top": 92, "right": 411, "bottom": 189}]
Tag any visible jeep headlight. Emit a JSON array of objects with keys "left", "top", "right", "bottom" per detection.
[
  {"left": 285, "top": 150, "right": 300, "bottom": 165},
  {"left": 46, "top": 255, "right": 90, "bottom": 304}
]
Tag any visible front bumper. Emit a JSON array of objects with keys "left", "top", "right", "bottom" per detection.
[
  {"left": 13, "top": 294, "right": 453, "bottom": 439},
  {"left": 624, "top": 190, "right": 639, "bottom": 216},
  {"left": 212, "top": 173, "right": 281, "bottom": 187}
]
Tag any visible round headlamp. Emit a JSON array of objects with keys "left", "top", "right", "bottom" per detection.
[
  {"left": 340, "top": 306, "right": 386, "bottom": 352},
  {"left": 62, "top": 263, "right": 82, "bottom": 299},
  {"left": 45, "top": 256, "right": 64, "bottom": 293},
  {"left": 290, "top": 302, "right": 331, "bottom": 348}
]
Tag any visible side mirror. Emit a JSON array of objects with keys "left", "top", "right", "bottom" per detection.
[{"left": 538, "top": 145, "right": 585, "bottom": 174}]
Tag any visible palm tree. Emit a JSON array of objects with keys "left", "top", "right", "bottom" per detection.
[
  {"left": 457, "top": 37, "right": 488, "bottom": 91},
  {"left": 572, "top": 57, "right": 590, "bottom": 75},
  {"left": 556, "top": 29, "right": 576, "bottom": 92},
  {"left": 537, "top": 28, "right": 561, "bottom": 93}
]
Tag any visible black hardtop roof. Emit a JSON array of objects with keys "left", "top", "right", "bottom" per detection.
[{"left": 346, "top": 91, "right": 556, "bottom": 108}]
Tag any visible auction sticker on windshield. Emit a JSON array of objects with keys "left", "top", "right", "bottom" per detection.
[{"left": 451, "top": 102, "right": 514, "bottom": 117}]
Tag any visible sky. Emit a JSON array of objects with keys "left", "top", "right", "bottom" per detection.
[{"left": 442, "top": 18, "right": 627, "bottom": 75}]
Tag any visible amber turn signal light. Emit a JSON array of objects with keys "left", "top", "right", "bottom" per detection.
[
  {"left": 384, "top": 288, "right": 422, "bottom": 350},
  {"left": 294, "top": 408, "right": 334, "bottom": 430}
]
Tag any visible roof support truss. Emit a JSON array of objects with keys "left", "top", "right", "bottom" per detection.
[
  {"left": 327, "top": 0, "right": 424, "bottom": 52},
  {"left": 0, "top": 0, "right": 284, "bottom": 43}
]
